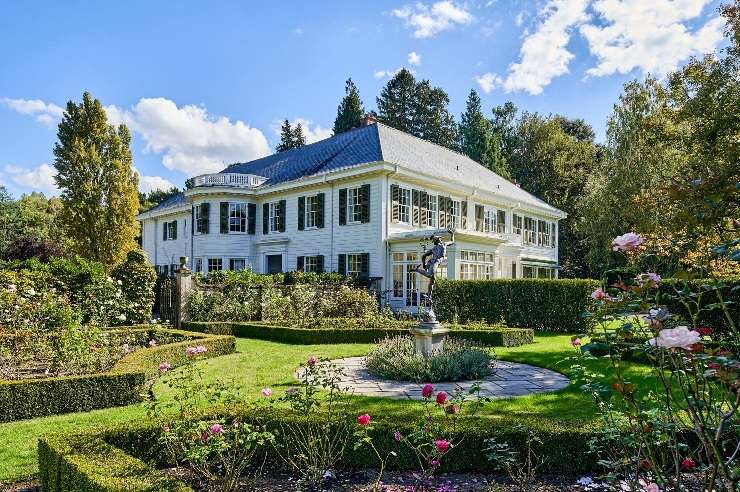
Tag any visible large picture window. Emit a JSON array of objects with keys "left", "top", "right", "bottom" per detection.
[{"left": 459, "top": 250, "right": 495, "bottom": 280}]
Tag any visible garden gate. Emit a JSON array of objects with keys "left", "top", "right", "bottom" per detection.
[{"left": 155, "top": 276, "right": 177, "bottom": 323}]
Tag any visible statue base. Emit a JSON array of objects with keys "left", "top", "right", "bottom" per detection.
[{"left": 409, "top": 321, "right": 449, "bottom": 357}]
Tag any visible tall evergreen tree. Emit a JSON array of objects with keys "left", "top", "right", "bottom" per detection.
[
  {"left": 376, "top": 68, "right": 417, "bottom": 133},
  {"left": 53, "top": 91, "right": 139, "bottom": 267},
  {"left": 459, "top": 89, "right": 493, "bottom": 164},
  {"left": 412, "top": 80, "right": 458, "bottom": 149},
  {"left": 333, "top": 78, "right": 365, "bottom": 134},
  {"left": 275, "top": 119, "right": 295, "bottom": 152},
  {"left": 292, "top": 122, "right": 306, "bottom": 147}
]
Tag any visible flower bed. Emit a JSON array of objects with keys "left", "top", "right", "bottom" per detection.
[
  {"left": 181, "top": 320, "right": 534, "bottom": 347},
  {"left": 38, "top": 407, "right": 599, "bottom": 491},
  {"left": 0, "top": 327, "right": 235, "bottom": 422}
]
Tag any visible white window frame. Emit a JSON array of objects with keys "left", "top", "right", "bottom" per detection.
[
  {"left": 207, "top": 258, "right": 222, "bottom": 273},
  {"left": 427, "top": 195, "right": 437, "bottom": 228},
  {"left": 539, "top": 220, "right": 550, "bottom": 247},
  {"left": 496, "top": 210, "right": 506, "bottom": 234},
  {"left": 229, "top": 257, "right": 247, "bottom": 272},
  {"left": 524, "top": 217, "right": 537, "bottom": 245},
  {"left": 165, "top": 221, "right": 177, "bottom": 240},
  {"left": 484, "top": 208, "right": 496, "bottom": 233},
  {"left": 194, "top": 207, "right": 207, "bottom": 234},
  {"left": 347, "top": 253, "right": 363, "bottom": 277},
  {"left": 229, "top": 203, "right": 247, "bottom": 233},
  {"left": 451, "top": 200, "right": 461, "bottom": 229},
  {"left": 513, "top": 214, "right": 522, "bottom": 236},
  {"left": 347, "top": 186, "right": 363, "bottom": 224},
  {"left": 397, "top": 187, "right": 410, "bottom": 224},
  {"left": 268, "top": 202, "right": 281, "bottom": 233},
  {"left": 459, "top": 250, "right": 495, "bottom": 280},
  {"left": 305, "top": 194, "right": 319, "bottom": 229},
  {"left": 303, "top": 255, "right": 320, "bottom": 273},
  {"left": 194, "top": 257, "right": 203, "bottom": 273}
]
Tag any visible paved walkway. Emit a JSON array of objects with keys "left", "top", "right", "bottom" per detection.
[{"left": 296, "top": 357, "right": 570, "bottom": 400}]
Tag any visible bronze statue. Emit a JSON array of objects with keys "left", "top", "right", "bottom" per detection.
[{"left": 414, "top": 230, "right": 455, "bottom": 322}]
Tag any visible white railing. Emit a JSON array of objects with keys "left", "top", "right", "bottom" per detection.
[{"left": 192, "top": 173, "right": 267, "bottom": 188}]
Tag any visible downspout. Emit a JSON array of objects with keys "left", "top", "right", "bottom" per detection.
[{"left": 328, "top": 175, "right": 335, "bottom": 272}]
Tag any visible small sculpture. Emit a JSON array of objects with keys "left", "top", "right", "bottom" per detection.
[{"left": 414, "top": 230, "right": 455, "bottom": 322}]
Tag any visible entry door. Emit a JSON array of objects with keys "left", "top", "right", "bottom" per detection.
[
  {"left": 391, "top": 252, "right": 431, "bottom": 307},
  {"left": 266, "top": 254, "right": 283, "bottom": 274}
]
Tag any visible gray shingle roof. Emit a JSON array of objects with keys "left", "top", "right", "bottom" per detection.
[{"left": 143, "top": 122, "right": 561, "bottom": 215}]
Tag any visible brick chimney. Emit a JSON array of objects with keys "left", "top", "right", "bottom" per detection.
[{"left": 360, "top": 114, "right": 377, "bottom": 126}]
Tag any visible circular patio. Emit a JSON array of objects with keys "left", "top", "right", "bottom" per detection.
[{"left": 297, "top": 357, "right": 570, "bottom": 400}]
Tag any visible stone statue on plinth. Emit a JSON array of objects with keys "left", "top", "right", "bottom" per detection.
[{"left": 410, "top": 230, "right": 454, "bottom": 356}]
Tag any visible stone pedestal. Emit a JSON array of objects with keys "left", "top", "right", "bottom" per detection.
[{"left": 409, "top": 321, "right": 449, "bottom": 357}]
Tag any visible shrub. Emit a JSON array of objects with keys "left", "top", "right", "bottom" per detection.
[
  {"left": 1, "top": 234, "right": 64, "bottom": 262},
  {"left": 660, "top": 277, "right": 739, "bottom": 337},
  {"left": 0, "top": 327, "right": 235, "bottom": 422},
  {"left": 434, "top": 278, "right": 600, "bottom": 332},
  {"left": 111, "top": 249, "right": 157, "bottom": 324},
  {"left": 181, "top": 321, "right": 535, "bottom": 347},
  {"left": 365, "top": 335, "right": 494, "bottom": 382}
]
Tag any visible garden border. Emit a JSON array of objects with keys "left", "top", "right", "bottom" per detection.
[
  {"left": 181, "top": 321, "right": 534, "bottom": 347},
  {"left": 0, "top": 327, "right": 236, "bottom": 422},
  {"left": 38, "top": 407, "right": 600, "bottom": 491}
]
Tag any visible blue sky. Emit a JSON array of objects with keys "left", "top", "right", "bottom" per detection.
[{"left": 0, "top": 0, "right": 725, "bottom": 197}]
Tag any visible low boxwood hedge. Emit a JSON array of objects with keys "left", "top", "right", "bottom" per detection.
[
  {"left": 181, "top": 321, "right": 534, "bottom": 347},
  {"left": 0, "top": 327, "right": 235, "bottom": 422},
  {"left": 434, "top": 278, "right": 600, "bottom": 333},
  {"left": 38, "top": 407, "right": 599, "bottom": 491}
]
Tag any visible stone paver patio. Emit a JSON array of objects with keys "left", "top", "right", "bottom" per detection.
[{"left": 296, "top": 357, "right": 570, "bottom": 400}]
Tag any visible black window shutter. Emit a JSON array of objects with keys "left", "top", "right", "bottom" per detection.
[
  {"left": 202, "top": 203, "right": 210, "bottom": 234},
  {"left": 278, "top": 200, "right": 287, "bottom": 232},
  {"left": 338, "top": 254, "right": 346, "bottom": 276},
  {"left": 262, "top": 203, "right": 269, "bottom": 234},
  {"left": 420, "top": 192, "right": 428, "bottom": 227},
  {"left": 317, "top": 255, "right": 324, "bottom": 273},
  {"left": 390, "top": 184, "right": 399, "bottom": 223},
  {"left": 338, "top": 188, "right": 347, "bottom": 226},
  {"left": 360, "top": 253, "right": 370, "bottom": 278},
  {"left": 438, "top": 197, "right": 446, "bottom": 229},
  {"left": 297, "top": 196, "right": 305, "bottom": 231},
  {"left": 316, "top": 193, "right": 325, "bottom": 228},
  {"left": 163, "top": 222, "right": 167, "bottom": 241},
  {"left": 191, "top": 206, "right": 195, "bottom": 235},
  {"left": 247, "top": 203, "right": 256, "bottom": 234},
  {"left": 297, "top": 256, "right": 304, "bottom": 271},
  {"left": 172, "top": 220, "right": 177, "bottom": 240},
  {"left": 360, "top": 184, "right": 370, "bottom": 223},
  {"left": 412, "top": 189, "right": 420, "bottom": 226},
  {"left": 220, "top": 202, "right": 229, "bottom": 234}
]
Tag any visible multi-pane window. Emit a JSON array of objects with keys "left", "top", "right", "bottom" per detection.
[
  {"left": 475, "top": 205, "right": 485, "bottom": 232},
  {"left": 347, "top": 253, "right": 364, "bottom": 277},
  {"left": 305, "top": 195, "right": 319, "bottom": 229},
  {"left": 459, "top": 250, "right": 495, "bottom": 280},
  {"left": 229, "top": 258, "right": 247, "bottom": 272},
  {"left": 207, "top": 258, "right": 222, "bottom": 273},
  {"left": 484, "top": 209, "right": 496, "bottom": 233},
  {"left": 538, "top": 220, "right": 549, "bottom": 247},
  {"left": 398, "top": 188, "right": 410, "bottom": 224},
  {"left": 537, "top": 267, "right": 555, "bottom": 278},
  {"left": 427, "top": 195, "right": 437, "bottom": 227},
  {"left": 513, "top": 214, "right": 523, "bottom": 235},
  {"left": 269, "top": 202, "right": 281, "bottom": 232},
  {"left": 194, "top": 258, "right": 203, "bottom": 273},
  {"left": 451, "top": 200, "right": 461, "bottom": 229},
  {"left": 195, "top": 204, "right": 209, "bottom": 234},
  {"left": 523, "top": 217, "right": 537, "bottom": 245},
  {"left": 303, "top": 256, "right": 319, "bottom": 273},
  {"left": 497, "top": 210, "right": 506, "bottom": 233},
  {"left": 164, "top": 220, "right": 177, "bottom": 240},
  {"left": 522, "top": 265, "right": 536, "bottom": 278},
  {"left": 347, "top": 187, "right": 363, "bottom": 223},
  {"left": 229, "top": 203, "right": 247, "bottom": 233}
]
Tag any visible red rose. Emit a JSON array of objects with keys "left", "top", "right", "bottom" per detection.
[
  {"left": 356, "top": 413, "right": 371, "bottom": 426},
  {"left": 697, "top": 327, "right": 713, "bottom": 336},
  {"left": 421, "top": 384, "right": 434, "bottom": 398},
  {"left": 681, "top": 457, "right": 696, "bottom": 470},
  {"left": 436, "top": 391, "right": 448, "bottom": 405}
]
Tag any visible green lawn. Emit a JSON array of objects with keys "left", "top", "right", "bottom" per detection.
[{"left": 0, "top": 333, "right": 653, "bottom": 484}]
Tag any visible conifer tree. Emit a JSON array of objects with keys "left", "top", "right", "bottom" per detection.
[
  {"left": 459, "top": 89, "right": 492, "bottom": 164},
  {"left": 412, "top": 81, "right": 458, "bottom": 149},
  {"left": 53, "top": 91, "right": 139, "bottom": 267},
  {"left": 333, "top": 78, "right": 365, "bottom": 134},
  {"left": 376, "top": 68, "right": 417, "bottom": 133},
  {"left": 292, "top": 122, "right": 306, "bottom": 147},
  {"left": 275, "top": 119, "right": 295, "bottom": 152}
]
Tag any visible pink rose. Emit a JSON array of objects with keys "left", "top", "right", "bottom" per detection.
[
  {"left": 209, "top": 423, "right": 223, "bottom": 434},
  {"left": 681, "top": 457, "right": 696, "bottom": 470},
  {"left": 357, "top": 413, "right": 371, "bottom": 426},
  {"left": 421, "top": 384, "right": 434, "bottom": 398},
  {"left": 261, "top": 387, "right": 273, "bottom": 397},
  {"left": 571, "top": 337, "right": 582, "bottom": 347},
  {"left": 196, "top": 345, "right": 207, "bottom": 354},
  {"left": 435, "top": 391, "right": 448, "bottom": 405},
  {"left": 644, "top": 483, "right": 660, "bottom": 492},
  {"left": 648, "top": 326, "right": 701, "bottom": 350},
  {"left": 158, "top": 362, "right": 171, "bottom": 373},
  {"left": 186, "top": 346, "right": 198, "bottom": 356},
  {"left": 430, "top": 459, "right": 440, "bottom": 468},
  {"left": 611, "top": 232, "right": 644, "bottom": 252},
  {"left": 307, "top": 356, "right": 317, "bottom": 366},
  {"left": 435, "top": 439, "right": 450, "bottom": 454},
  {"left": 591, "top": 288, "right": 608, "bottom": 300},
  {"left": 636, "top": 272, "right": 661, "bottom": 287}
]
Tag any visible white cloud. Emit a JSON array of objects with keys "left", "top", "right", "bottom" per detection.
[
  {"left": 1, "top": 98, "right": 64, "bottom": 126},
  {"left": 373, "top": 67, "right": 416, "bottom": 79},
  {"left": 4, "top": 163, "right": 57, "bottom": 193},
  {"left": 137, "top": 172, "right": 176, "bottom": 194},
  {"left": 514, "top": 11, "right": 525, "bottom": 27},
  {"left": 106, "top": 98, "right": 270, "bottom": 177},
  {"left": 408, "top": 51, "right": 422, "bottom": 66},
  {"left": 272, "top": 118, "right": 332, "bottom": 145},
  {"left": 391, "top": 1, "right": 474, "bottom": 38},
  {"left": 496, "top": 0, "right": 590, "bottom": 95},
  {"left": 581, "top": 0, "right": 724, "bottom": 77},
  {"left": 473, "top": 72, "right": 502, "bottom": 93}
]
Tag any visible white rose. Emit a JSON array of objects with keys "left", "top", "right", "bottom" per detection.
[{"left": 647, "top": 326, "right": 700, "bottom": 350}]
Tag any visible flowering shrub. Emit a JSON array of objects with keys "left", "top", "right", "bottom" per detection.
[
  {"left": 111, "top": 249, "right": 156, "bottom": 325},
  {"left": 572, "top": 231, "right": 739, "bottom": 491},
  {"left": 365, "top": 335, "right": 494, "bottom": 382}
]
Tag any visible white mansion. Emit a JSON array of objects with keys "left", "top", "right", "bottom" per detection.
[{"left": 137, "top": 119, "right": 565, "bottom": 309}]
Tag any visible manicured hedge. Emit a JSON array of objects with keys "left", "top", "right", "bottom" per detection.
[
  {"left": 181, "top": 321, "right": 534, "bottom": 347},
  {"left": 0, "top": 327, "right": 235, "bottom": 422},
  {"left": 39, "top": 407, "right": 599, "bottom": 491},
  {"left": 433, "top": 278, "right": 600, "bottom": 333},
  {"left": 660, "top": 278, "right": 739, "bottom": 335}
]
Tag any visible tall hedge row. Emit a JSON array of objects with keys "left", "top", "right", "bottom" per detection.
[
  {"left": 433, "top": 279, "right": 600, "bottom": 333},
  {"left": 0, "top": 328, "right": 235, "bottom": 422}
]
